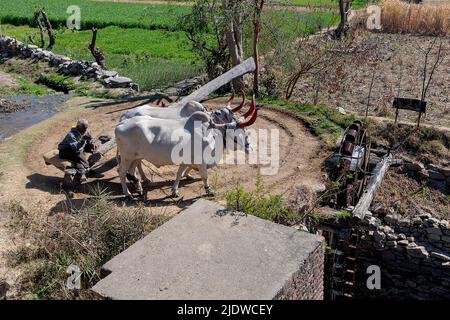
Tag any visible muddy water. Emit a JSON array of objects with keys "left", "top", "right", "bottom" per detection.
[{"left": 0, "top": 94, "right": 71, "bottom": 142}]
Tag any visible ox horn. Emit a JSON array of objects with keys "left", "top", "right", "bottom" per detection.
[
  {"left": 231, "top": 91, "right": 246, "bottom": 113},
  {"left": 238, "top": 96, "right": 258, "bottom": 128},
  {"left": 241, "top": 94, "right": 256, "bottom": 119},
  {"left": 226, "top": 92, "right": 235, "bottom": 108}
]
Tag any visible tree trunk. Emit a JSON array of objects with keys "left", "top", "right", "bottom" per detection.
[
  {"left": 252, "top": 0, "right": 264, "bottom": 97},
  {"left": 88, "top": 28, "right": 106, "bottom": 68},
  {"left": 40, "top": 9, "right": 56, "bottom": 50},
  {"left": 335, "top": 0, "right": 352, "bottom": 39},
  {"left": 34, "top": 11, "right": 45, "bottom": 48},
  {"left": 222, "top": 0, "right": 245, "bottom": 92}
]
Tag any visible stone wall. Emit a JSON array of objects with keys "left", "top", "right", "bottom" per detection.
[
  {"left": 402, "top": 156, "right": 450, "bottom": 192},
  {"left": 274, "top": 242, "right": 324, "bottom": 300},
  {"left": 354, "top": 211, "right": 450, "bottom": 299},
  {"left": 0, "top": 36, "right": 138, "bottom": 91}
]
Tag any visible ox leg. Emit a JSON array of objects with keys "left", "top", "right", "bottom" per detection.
[
  {"left": 118, "top": 158, "right": 134, "bottom": 199},
  {"left": 130, "top": 160, "right": 143, "bottom": 196},
  {"left": 182, "top": 167, "right": 194, "bottom": 180},
  {"left": 199, "top": 165, "right": 214, "bottom": 197},
  {"left": 172, "top": 165, "right": 187, "bottom": 198},
  {"left": 137, "top": 161, "right": 152, "bottom": 185}
]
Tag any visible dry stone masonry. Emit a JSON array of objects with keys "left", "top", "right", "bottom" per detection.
[
  {"left": 0, "top": 36, "right": 138, "bottom": 91},
  {"left": 323, "top": 209, "right": 450, "bottom": 299}
]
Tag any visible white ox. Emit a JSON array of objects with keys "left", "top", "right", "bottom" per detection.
[
  {"left": 120, "top": 93, "right": 246, "bottom": 122},
  {"left": 119, "top": 94, "right": 249, "bottom": 185},
  {"left": 115, "top": 99, "right": 258, "bottom": 198}
]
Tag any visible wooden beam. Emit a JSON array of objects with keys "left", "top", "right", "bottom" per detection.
[
  {"left": 171, "top": 57, "right": 256, "bottom": 108},
  {"left": 353, "top": 155, "right": 393, "bottom": 220}
]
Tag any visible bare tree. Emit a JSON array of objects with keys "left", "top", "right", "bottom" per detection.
[
  {"left": 335, "top": 0, "right": 353, "bottom": 39},
  {"left": 40, "top": 9, "right": 55, "bottom": 50},
  {"left": 34, "top": 10, "right": 45, "bottom": 48},
  {"left": 252, "top": 0, "right": 265, "bottom": 96},
  {"left": 88, "top": 28, "right": 105, "bottom": 68},
  {"left": 222, "top": 0, "right": 248, "bottom": 92}
]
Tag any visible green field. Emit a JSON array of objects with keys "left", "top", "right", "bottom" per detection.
[
  {"left": 281, "top": 0, "right": 373, "bottom": 9},
  {"left": 0, "top": 0, "right": 341, "bottom": 91},
  {"left": 0, "top": 0, "right": 191, "bottom": 31}
]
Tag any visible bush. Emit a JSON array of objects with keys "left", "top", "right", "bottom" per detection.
[
  {"left": 6, "top": 185, "right": 167, "bottom": 299},
  {"left": 226, "top": 176, "right": 298, "bottom": 225}
]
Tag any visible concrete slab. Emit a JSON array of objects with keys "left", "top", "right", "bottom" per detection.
[{"left": 92, "top": 199, "right": 324, "bottom": 300}]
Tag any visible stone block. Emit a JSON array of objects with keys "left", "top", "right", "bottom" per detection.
[{"left": 92, "top": 199, "right": 324, "bottom": 300}]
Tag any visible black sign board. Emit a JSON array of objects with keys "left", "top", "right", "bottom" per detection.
[{"left": 393, "top": 98, "right": 427, "bottom": 113}]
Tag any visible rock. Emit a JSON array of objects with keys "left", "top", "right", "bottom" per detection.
[
  {"left": 426, "top": 227, "right": 442, "bottom": 235},
  {"left": 441, "top": 235, "right": 450, "bottom": 243},
  {"left": 405, "top": 280, "right": 417, "bottom": 288},
  {"left": 430, "top": 252, "right": 450, "bottom": 261},
  {"left": 418, "top": 170, "right": 429, "bottom": 180},
  {"left": 439, "top": 167, "right": 450, "bottom": 177},
  {"left": 386, "top": 240, "right": 397, "bottom": 248},
  {"left": 104, "top": 76, "right": 132, "bottom": 88},
  {"left": 428, "top": 170, "right": 445, "bottom": 181},
  {"left": 406, "top": 245, "right": 429, "bottom": 259},
  {"left": 385, "top": 214, "right": 399, "bottom": 225},
  {"left": 439, "top": 221, "right": 449, "bottom": 229},
  {"left": 426, "top": 218, "right": 440, "bottom": 226},
  {"left": 131, "top": 83, "right": 140, "bottom": 92},
  {"left": 100, "top": 70, "right": 119, "bottom": 79},
  {"left": 387, "top": 233, "right": 397, "bottom": 241},
  {"left": 412, "top": 217, "right": 423, "bottom": 225},
  {"left": 399, "top": 219, "right": 410, "bottom": 227},
  {"left": 398, "top": 233, "right": 407, "bottom": 240},
  {"left": 420, "top": 212, "right": 432, "bottom": 220},
  {"left": 373, "top": 230, "right": 386, "bottom": 243},
  {"left": 407, "top": 236, "right": 415, "bottom": 242},
  {"left": 428, "top": 234, "right": 441, "bottom": 241},
  {"left": 405, "top": 162, "right": 424, "bottom": 172},
  {"left": 337, "top": 107, "right": 346, "bottom": 115}
]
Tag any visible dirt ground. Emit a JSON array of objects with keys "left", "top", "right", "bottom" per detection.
[
  {"left": 0, "top": 95, "right": 328, "bottom": 291},
  {"left": 293, "top": 32, "right": 450, "bottom": 127}
]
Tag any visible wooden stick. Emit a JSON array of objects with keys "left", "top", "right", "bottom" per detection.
[{"left": 353, "top": 155, "right": 392, "bottom": 220}]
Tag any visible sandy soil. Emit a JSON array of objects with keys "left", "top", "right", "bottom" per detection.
[
  {"left": 292, "top": 32, "right": 450, "bottom": 127},
  {"left": 12, "top": 97, "right": 324, "bottom": 212}
]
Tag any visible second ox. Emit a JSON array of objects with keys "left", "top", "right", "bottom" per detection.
[{"left": 115, "top": 98, "right": 258, "bottom": 199}]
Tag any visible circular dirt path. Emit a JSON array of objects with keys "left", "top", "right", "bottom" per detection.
[{"left": 3, "top": 97, "right": 325, "bottom": 217}]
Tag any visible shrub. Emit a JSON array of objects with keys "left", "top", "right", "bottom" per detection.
[{"left": 226, "top": 175, "right": 299, "bottom": 225}]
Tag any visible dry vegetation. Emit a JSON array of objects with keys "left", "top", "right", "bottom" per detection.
[
  {"left": 380, "top": 0, "right": 450, "bottom": 35},
  {"left": 5, "top": 185, "right": 167, "bottom": 299}
]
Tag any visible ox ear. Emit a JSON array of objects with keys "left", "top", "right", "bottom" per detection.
[
  {"left": 187, "top": 111, "right": 210, "bottom": 124},
  {"left": 186, "top": 101, "right": 205, "bottom": 111}
]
